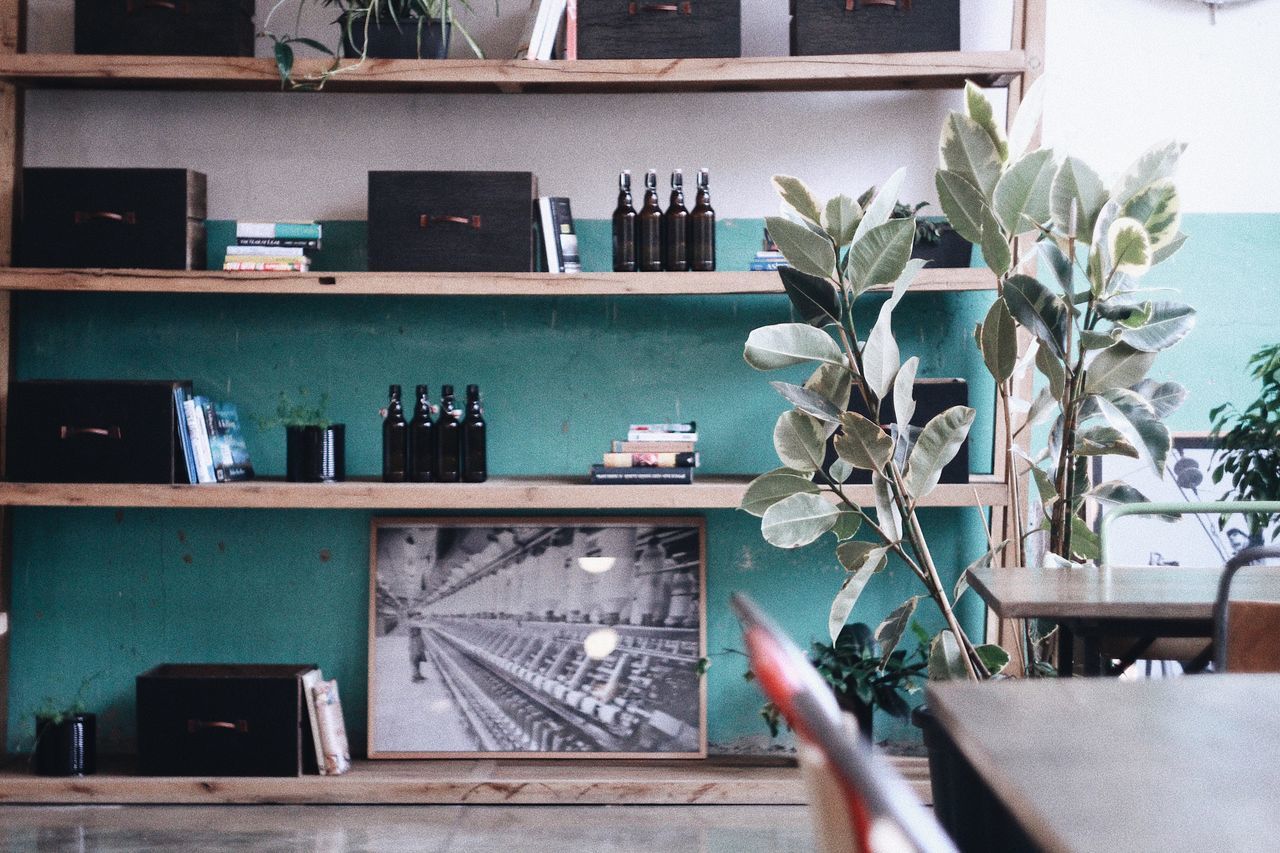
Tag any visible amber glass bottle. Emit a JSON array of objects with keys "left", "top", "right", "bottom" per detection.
[
  {"left": 408, "top": 385, "right": 435, "bottom": 482},
  {"left": 436, "top": 385, "right": 462, "bottom": 483},
  {"left": 382, "top": 385, "right": 408, "bottom": 483},
  {"left": 612, "top": 170, "right": 637, "bottom": 272},
  {"left": 637, "top": 170, "right": 663, "bottom": 272},
  {"left": 662, "top": 170, "right": 689, "bottom": 272},
  {"left": 461, "top": 384, "right": 487, "bottom": 483},
  {"left": 688, "top": 168, "right": 716, "bottom": 271}
]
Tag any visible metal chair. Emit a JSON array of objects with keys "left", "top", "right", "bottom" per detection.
[{"left": 1213, "top": 545, "right": 1280, "bottom": 672}]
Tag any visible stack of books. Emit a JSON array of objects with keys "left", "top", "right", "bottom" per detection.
[
  {"left": 223, "top": 222, "right": 321, "bottom": 272},
  {"left": 589, "top": 422, "right": 699, "bottom": 485},
  {"left": 749, "top": 227, "right": 788, "bottom": 271},
  {"left": 175, "top": 386, "right": 255, "bottom": 484}
]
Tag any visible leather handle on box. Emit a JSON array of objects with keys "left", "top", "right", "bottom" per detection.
[
  {"left": 59, "top": 425, "right": 124, "bottom": 441},
  {"left": 846, "top": 0, "right": 911, "bottom": 11},
  {"left": 629, "top": 2, "right": 692, "bottom": 15},
  {"left": 187, "top": 719, "right": 250, "bottom": 734},
  {"left": 73, "top": 211, "right": 138, "bottom": 225},
  {"left": 419, "top": 214, "right": 483, "bottom": 230},
  {"left": 126, "top": 0, "right": 193, "bottom": 14}
]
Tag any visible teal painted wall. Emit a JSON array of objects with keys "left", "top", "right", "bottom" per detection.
[{"left": 15, "top": 212, "right": 1263, "bottom": 753}]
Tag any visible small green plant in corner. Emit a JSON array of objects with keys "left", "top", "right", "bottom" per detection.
[
  {"left": 26, "top": 673, "right": 100, "bottom": 751},
  {"left": 756, "top": 622, "right": 927, "bottom": 738},
  {"left": 1211, "top": 343, "right": 1280, "bottom": 541},
  {"left": 256, "top": 388, "right": 332, "bottom": 430},
  {"left": 261, "top": 0, "right": 491, "bottom": 90}
]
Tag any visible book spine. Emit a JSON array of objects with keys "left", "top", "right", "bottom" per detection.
[
  {"left": 183, "top": 399, "right": 216, "bottom": 484},
  {"left": 223, "top": 261, "right": 310, "bottom": 271},
  {"left": 551, "top": 197, "right": 581, "bottom": 274},
  {"left": 603, "top": 452, "right": 698, "bottom": 468},
  {"left": 750, "top": 260, "right": 789, "bottom": 271},
  {"left": 589, "top": 465, "right": 693, "bottom": 484},
  {"left": 626, "top": 431, "right": 699, "bottom": 443},
  {"left": 224, "top": 245, "right": 305, "bottom": 257},
  {"left": 564, "top": 0, "right": 577, "bottom": 60},
  {"left": 237, "top": 223, "right": 322, "bottom": 240},
  {"left": 611, "top": 440, "right": 697, "bottom": 453},
  {"left": 236, "top": 237, "right": 321, "bottom": 249},
  {"left": 173, "top": 385, "right": 198, "bottom": 485},
  {"left": 538, "top": 197, "right": 561, "bottom": 273},
  {"left": 629, "top": 422, "right": 696, "bottom": 433},
  {"left": 312, "top": 680, "right": 352, "bottom": 776},
  {"left": 198, "top": 397, "right": 224, "bottom": 483}
]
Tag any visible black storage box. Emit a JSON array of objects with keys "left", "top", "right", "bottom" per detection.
[
  {"left": 367, "top": 171, "right": 538, "bottom": 272},
  {"left": 791, "top": 0, "right": 960, "bottom": 57},
  {"left": 577, "top": 0, "right": 741, "bottom": 60},
  {"left": 137, "top": 664, "right": 319, "bottom": 777},
  {"left": 822, "top": 378, "right": 970, "bottom": 485},
  {"left": 912, "top": 226, "right": 973, "bottom": 268},
  {"left": 20, "top": 168, "right": 207, "bottom": 270},
  {"left": 75, "top": 0, "right": 256, "bottom": 57},
  {"left": 6, "top": 380, "right": 193, "bottom": 484}
]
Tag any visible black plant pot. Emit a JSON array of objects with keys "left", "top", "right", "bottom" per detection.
[
  {"left": 339, "top": 13, "right": 450, "bottom": 59},
  {"left": 912, "top": 705, "right": 1035, "bottom": 852},
  {"left": 911, "top": 227, "right": 974, "bottom": 269},
  {"left": 286, "top": 424, "right": 345, "bottom": 483},
  {"left": 33, "top": 713, "right": 96, "bottom": 777},
  {"left": 836, "top": 694, "right": 874, "bottom": 740}
]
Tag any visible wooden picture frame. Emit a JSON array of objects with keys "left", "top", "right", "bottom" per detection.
[{"left": 367, "top": 516, "right": 707, "bottom": 759}]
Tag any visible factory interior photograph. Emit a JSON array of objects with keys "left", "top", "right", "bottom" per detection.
[{"left": 0, "top": 1, "right": 1277, "bottom": 851}]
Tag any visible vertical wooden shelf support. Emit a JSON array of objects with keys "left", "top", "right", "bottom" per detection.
[{"left": 0, "top": 0, "right": 23, "bottom": 757}]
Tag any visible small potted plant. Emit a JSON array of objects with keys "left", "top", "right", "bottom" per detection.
[
  {"left": 260, "top": 390, "right": 345, "bottom": 483},
  {"left": 757, "top": 622, "right": 927, "bottom": 741},
  {"left": 1211, "top": 342, "right": 1280, "bottom": 541},
  {"left": 30, "top": 676, "right": 98, "bottom": 777},
  {"left": 262, "top": 0, "right": 489, "bottom": 89},
  {"left": 858, "top": 187, "right": 973, "bottom": 268}
]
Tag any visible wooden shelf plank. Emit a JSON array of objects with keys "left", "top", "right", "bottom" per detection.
[
  {"left": 0, "top": 476, "right": 1009, "bottom": 510},
  {"left": 0, "top": 268, "right": 995, "bottom": 296},
  {"left": 0, "top": 52, "right": 1025, "bottom": 94},
  {"left": 0, "top": 756, "right": 930, "bottom": 805}
]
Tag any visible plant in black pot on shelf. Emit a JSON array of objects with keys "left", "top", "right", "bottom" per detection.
[
  {"left": 756, "top": 622, "right": 927, "bottom": 742},
  {"left": 856, "top": 186, "right": 972, "bottom": 269},
  {"left": 258, "top": 389, "right": 346, "bottom": 483},
  {"left": 1211, "top": 343, "right": 1280, "bottom": 543},
  {"left": 29, "top": 675, "right": 99, "bottom": 777},
  {"left": 261, "top": 0, "right": 493, "bottom": 89}
]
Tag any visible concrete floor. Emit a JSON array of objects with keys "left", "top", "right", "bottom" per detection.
[{"left": 0, "top": 804, "right": 816, "bottom": 852}]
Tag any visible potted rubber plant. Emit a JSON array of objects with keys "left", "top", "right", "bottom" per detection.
[
  {"left": 261, "top": 0, "right": 489, "bottom": 89},
  {"left": 1211, "top": 343, "right": 1280, "bottom": 541}
]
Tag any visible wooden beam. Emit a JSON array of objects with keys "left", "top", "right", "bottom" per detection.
[
  {"left": 0, "top": 51, "right": 1027, "bottom": 94},
  {"left": 0, "top": 476, "right": 1010, "bottom": 512},
  {"left": 0, "top": 267, "right": 997, "bottom": 297}
]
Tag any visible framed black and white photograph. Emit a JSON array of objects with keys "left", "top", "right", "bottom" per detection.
[
  {"left": 1093, "top": 433, "right": 1279, "bottom": 569},
  {"left": 368, "top": 517, "right": 707, "bottom": 759}
]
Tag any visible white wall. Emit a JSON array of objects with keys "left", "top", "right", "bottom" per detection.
[
  {"left": 1043, "top": 0, "right": 1280, "bottom": 214},
  {"left": 21, "top": 0, "right": 1010, "bottom": 220},
  {"left": 18, "top": 0, "right": 1279, "bottom": 219}
]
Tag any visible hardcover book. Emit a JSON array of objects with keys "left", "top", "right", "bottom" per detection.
[
  {"left": 611, "top": 440, "right": 697, "bottom": 453},
  {"left": 603, "top": 452, "right": 699, "bottom": 468},
  {"left": 312, "top": 679, "right": 351, "bottom": 776},
  {"left": 538, "top": 196, "right": 580, "bottom": 274},
  {"left": 589, "top": 464, "right": 693, "bottom": 484},
  {"left": 207, "top": 402, "right": 255, "bottom": 482}
]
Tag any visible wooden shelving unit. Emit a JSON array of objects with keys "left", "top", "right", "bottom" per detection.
[
  {"left": 0, "top": 756, "right": 929, "bottom": 805},
  {"left": 0, "top": 267, "right": 996, "bottom": 296},
  {"left": 0, "top": 51, "right": 1026, "bottom": 94},
  {"left": 0, "top": 0, "right": 1048, "bottom": 805},
  {"left": 0, "top": 476, "right": 1009, "bottom": 511}
]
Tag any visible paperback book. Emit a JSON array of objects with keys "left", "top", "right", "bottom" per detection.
[
  {"left": 589, "top": 465, "right": 693, "bottom": 484},
  {"left": 538, "top": 196, "right": 581, "bottom": 274}
]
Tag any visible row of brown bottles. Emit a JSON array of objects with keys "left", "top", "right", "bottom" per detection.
[
  {"left": 613, "top": 168, "right": 715, "bottom": 273},
  {"left": 383, "top": 384, "right": 486, "bottom": 483}
]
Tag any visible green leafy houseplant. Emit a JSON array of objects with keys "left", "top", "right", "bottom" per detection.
[
  {"left": 758, "top": 622, "right": 927, "bottom": 738},
  {"left": 261, "top": 0, "right": 488, "bottom": 89},
  {"left": 857, "top": 187, "right": 944, "bottom": 247},
  {"left": 1211, "top": 343, "right": 1280, "bottom": 540},
  {"left": 741, "top": 78, "right": 1195, "bottom": 680},
  {"left": 256, "top": 388, "right": 332, "bottom": 429}
]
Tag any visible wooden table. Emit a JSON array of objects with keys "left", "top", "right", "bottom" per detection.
[
  {"left": 966, "top": 565, "right": 1280, "bottom": 675},
  {"left": 927, "top": 675, "right": 1280, "bottom": 853}
]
